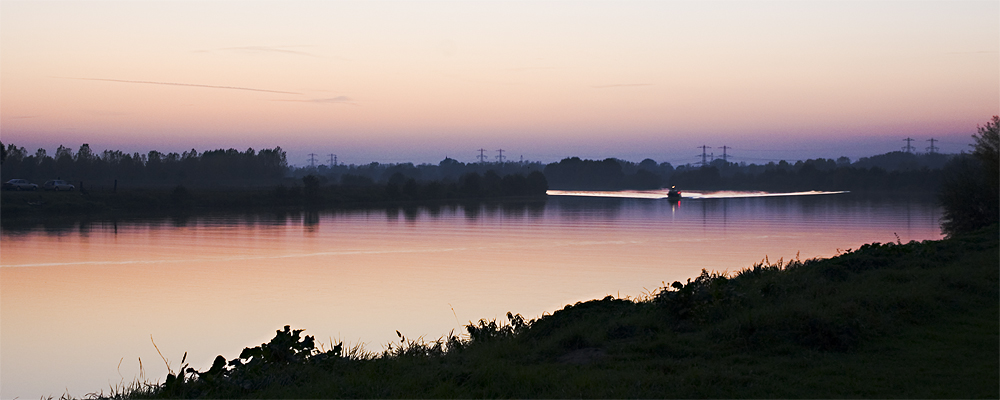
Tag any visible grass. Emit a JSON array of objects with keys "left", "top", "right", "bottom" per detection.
[{"left": 98, "top": 224, "right": 997, "bottom": 398}]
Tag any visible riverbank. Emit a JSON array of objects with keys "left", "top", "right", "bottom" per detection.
[{"left": 113, "top": 224, "right": 997, "bottom": 398}]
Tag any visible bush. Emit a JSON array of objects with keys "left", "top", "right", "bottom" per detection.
[{"left": 940, "top": 116, "right": 1000, "bottom": 237}]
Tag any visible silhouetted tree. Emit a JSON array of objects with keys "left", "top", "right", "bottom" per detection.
[
  {"left": 940, "top": 116, "right": 1000, "bottom": 237},
  {"left": 526, "top": 171, "right": 548, "bottom": 194},
  {"left": 459, "top": 172, "right": 483, "bottom": 196},
  {"left": 341, "top": 174, "right": 374, "bottom": 187},
  {"left": 543, "top": 157, "right": 626, "bottom": 190},
  {"left": 302, "top": 174, "right": 321, "bottom": 204},
  {"left": 973, "top": 115, "right": 999, "bottom": 195}
]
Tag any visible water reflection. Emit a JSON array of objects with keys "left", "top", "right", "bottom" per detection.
[
  {"left": 1, "top": 194, "right": 942, "bottom": 238},
  {"left": 1, "top": 195, "right": 935, "bottom": 239}
]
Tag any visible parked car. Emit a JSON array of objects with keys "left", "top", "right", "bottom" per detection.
[
  {"left": 43, "top": 180, "right": 75, "bottom": 191},
  {"left": 3, "top": 179, "right": 39, "bottom": 191}
]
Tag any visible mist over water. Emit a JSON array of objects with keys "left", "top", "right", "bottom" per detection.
[{"left": 1, "top": 193, "right": 941, "bottom": 399}]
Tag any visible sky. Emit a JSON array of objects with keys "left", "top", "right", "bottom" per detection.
[{"left": 1, "top": 1, "right": 997, "bottom": 167}]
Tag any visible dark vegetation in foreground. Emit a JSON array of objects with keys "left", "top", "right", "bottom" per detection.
[
  {"left": 939, "top": 115, "right": 1000, "bottom": 237},
  {"left": 104, "top": 224, "right": 998, "bottom": 399}
]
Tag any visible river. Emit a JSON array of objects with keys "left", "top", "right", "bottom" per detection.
[{"left": 0, "top": 191, "right": 942, "bottom": 399}]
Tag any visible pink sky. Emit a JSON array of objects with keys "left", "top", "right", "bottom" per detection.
[{"left": 2, "top": 1, "right": 997, "bottom": 166}]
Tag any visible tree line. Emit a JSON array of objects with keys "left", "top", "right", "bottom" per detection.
[
  {"left": 287, "top": 170, "right": 550, "bottom": 206},
  {"left": 0, "top": 143, "right": 287, "bottom": 188},
  {"left": 0, "top": 141, "right": 966, "bottom": 194},
  {"left": 667, "top": 156, "right": 949, "bottom": 192},
  {"left": 540, "top": 151, "right": 955, "bottom": 193},
  {"left": 288, "top": 157, "right": 547, "bottom": 185}
]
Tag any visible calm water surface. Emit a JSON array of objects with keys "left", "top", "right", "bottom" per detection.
[{"left": 1, "top": 192, "right": 941, "bottom": 399}]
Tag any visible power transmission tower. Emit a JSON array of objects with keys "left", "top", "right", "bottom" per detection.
[
  {"left": 902, "top": 138, "right": 915, "bottom": 153},
  {"left": 519, "top": 155, "right": 524, "bottom": 165},
  {"left": 696, "top": 145, "right": 711, "bottom": 166},
  {"left": 926, "top": 138, "right": 938, "bottom": 154},
  {"left": 328, "top": 154, "right": 337, "bottom": 167},
  {"left": 718, "top": 145, "right": 731, "bottom": 162},
  {"left": 477, "top": 148, "right": 488, "bottom": 164},
  {"left": 307, "top": 153, "right": 318, "bottom": 167},
  {"left": 496, "top": 149, "right": 505, "bottom": 163}
]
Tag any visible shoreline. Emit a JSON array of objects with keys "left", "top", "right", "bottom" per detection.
[{"left": 108, "top": 224, "right": 997, "bottom": 399}]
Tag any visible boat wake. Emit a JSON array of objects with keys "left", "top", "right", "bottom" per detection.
[{"left": 546, "top": 189, "right": 848, "bottom": 200}]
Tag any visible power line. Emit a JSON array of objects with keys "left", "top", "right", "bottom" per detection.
[
  {"left": 696, "top": 145, "right": 711, "bottom": 166},
  {"left": 718, "top": 145, "right": 731, "bottom": 162},
  {"left": 926, "top": 138, "right": 938, "bottom": 154}
]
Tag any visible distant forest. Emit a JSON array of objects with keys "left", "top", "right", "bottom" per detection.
[
  {"left": 1, "top": 142, "right": 955, "bottom": 194},
  {"left": 0, "top": 144, "right": 288, "bottom": 189},
  {"left": 541, "top": 152, "right": 953, "bottom": 192}
]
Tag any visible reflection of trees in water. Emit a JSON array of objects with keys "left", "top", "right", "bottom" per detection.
[
  {"left": 385, "top": 207, "right": 400, "bottom": 222},
  {"left": 550, "top": 197, "right": 624, "bottom": 220},
  {"left": 1, "top": 196, "right": 946, "bottom": 245},
  {"left": 463, "top": 203, "right": 481, "bottom": 221},
  {"left": 304, "top": 210, "right": 320, "bottom": 227},
  {"left": 363, "top": 201, "right": 551, "bottom": 223},
  {"left": 171, "top": 214, "right": 191, "bottom": 228},
  {"left": 483, "top": 202, "right": 501, "bottom": 219},
  {"left": 42, "top": 219, "right": 82, "bottom": 235},
  {"left": 424, "top": 204, "right": 442, "bottom": 218},
  {"left": 402, "top": 206, "right": 419, "bottom": 222},
  {"left": 458, "top": 201, "right": 548, "bottom": 222}
]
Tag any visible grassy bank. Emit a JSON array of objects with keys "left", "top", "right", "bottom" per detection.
[{"left": 113, "top": 225, "right": 997, "bottom": 398}]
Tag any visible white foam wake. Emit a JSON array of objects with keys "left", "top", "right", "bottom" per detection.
[{"left": 546, "top": 189, "right": 848, "bottom": 200}]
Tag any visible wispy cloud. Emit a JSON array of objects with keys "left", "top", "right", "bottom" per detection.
[
  {"left": 83, "top": 109, "right": 132, "bottom": 116},
  {"left": 944, "top": 50, "right": 998, "bottom": 55},
  {"left": 62, "top": 77, "right": 301, "bottom": 95},
  {"left": 504, "top": 66, "right": 559, "bottom": 71},
  {"left": 273, "top": 96, "right": 357, "bottom": 105},
  {"left": 591, "top": 83, "right": 654, "bottom": 89},
  {"left": 200, "top": 45, "right": 318, "bottom": 57}
]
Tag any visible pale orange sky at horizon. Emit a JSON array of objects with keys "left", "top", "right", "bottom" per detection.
[{"left": 1, "top": 1, "right": 997, "bottom": 165}]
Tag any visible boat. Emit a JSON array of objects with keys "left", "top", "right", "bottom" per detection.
[{"left": 667, "top": 186, "right": 682, "bottom": 200}]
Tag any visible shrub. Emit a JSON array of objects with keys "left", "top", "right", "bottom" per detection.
[{"left": 940, "top": 116, "right": 1000, "bottom": 237}]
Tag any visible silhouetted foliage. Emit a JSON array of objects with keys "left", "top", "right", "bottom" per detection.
[
  {"left": 539, "top": 153, "right": 951, "bottom": 192},
  {"left": 972, "top": 115, "right": 1000, "bottom": 196},
  {"left": 0, "top": 143, "right": 288, "bottom": 189},
  {"left": 170, "top": 185, "right": 192, "bottom": 208},
  {"left": 940, "top": 116, "right": 1000, "bottom": 237},
  {"left": 302, "top": 175, "right": 321, "bottom": 204},
  {"left": 340, "top": 174, "right": 374, "bottom": 187},
  {"left": 290, "top": 157, "right": 547, "bottom": 187},
  {"left": 668, "top": 154, "right": 950, "bottom": 193},
  {"left": 543, "top": 157, "right": 660, "bottom": 190}
]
